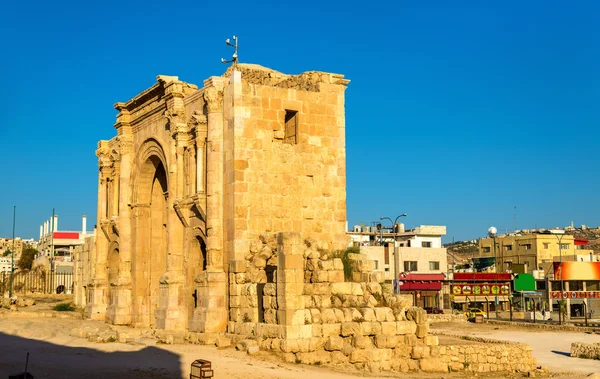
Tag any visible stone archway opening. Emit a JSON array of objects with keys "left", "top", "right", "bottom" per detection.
[
  {"left": 108, "top": 248, "right": 120, "bottom": 284},
  {"left": 133, "top": 152, "right": 168, "bottom": 328}
]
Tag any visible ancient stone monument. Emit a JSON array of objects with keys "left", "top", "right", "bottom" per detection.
[
  {"left": 83, "top": 64, "right": 350, "bottom": 332},
  {"left": 75, "top": 64, "right": 538, "bottom": 373}
]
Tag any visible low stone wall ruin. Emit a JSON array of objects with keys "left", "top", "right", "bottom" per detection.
[
  {"left": 571, "top": 342, "right": 600, "bottom": 359},
  {"left": 427, "top": 313, "right": 467, "bottom": 323},
  {"left": 185, "top": 232, "right": 537, "bottom": 374}
]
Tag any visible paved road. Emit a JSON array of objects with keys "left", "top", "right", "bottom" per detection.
[{"left": 432, "top": 322, "right": 600, "bottom": 375}]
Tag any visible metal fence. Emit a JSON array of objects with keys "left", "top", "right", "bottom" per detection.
[{"left": 0, "top": 270, "right": 73, "bottom": 295}]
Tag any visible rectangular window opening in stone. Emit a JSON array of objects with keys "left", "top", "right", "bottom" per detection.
[
  {"left": 404, "top": 261, "right": 418, "bottom": 272},
  {"left": 284, "top": 110, "right": 298, "bottom": 144}
]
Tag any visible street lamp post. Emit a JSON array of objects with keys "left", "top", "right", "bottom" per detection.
[
  {"left": 549, "top": 229, "right": 566, "bottom": 323},
  {"left": 9, "top": 206, "right": 16, "bottom": 298},
  {"left": 380, "top": 214, "right": 407, "bottom": 283},
  {"left": 487, "top": 226, "right": 497, "bottom": 272}
]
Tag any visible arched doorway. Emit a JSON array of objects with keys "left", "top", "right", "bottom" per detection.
[
  {"left": 108, "top": 249, "right": 120, "bottom": 283},
  {"left": 132, "top": 144, "right": 169, "bottom": 328}
]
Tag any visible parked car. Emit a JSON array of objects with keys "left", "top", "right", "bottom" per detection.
[
  {"left": 424, "top": 307, "right": 444, "bottom": 314},
  {"left": 464, "top": 308, "right": 487, "bottom": 318}
]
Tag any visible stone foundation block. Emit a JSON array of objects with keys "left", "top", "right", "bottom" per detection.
[
  {"left": 322, "top": 323, "right": 341, "bottom": 337},
  {"left": 381, "top": 322, "right": 396, "bottom": 335},
  {"left": 331, "top": 351, "right": 349, "bottom": 364},
  {"left": 281, "top": 339, "right": 299, "bottom": 353},
  {"left": 374, "top": 334, "right": 400, "bottom": 349},
  {"left": 328, "top": 271, "right": 344, "bottom": 282},
  {"left": 324, "top": 336, "right": 344, "bottom": 351},
  {"left": 359, "top": 321, "right": 381, "bottom": 336},
  {"left": 396, "top": 321, "right": 417, "bottom": 335},
  {"left": 350, "top": 349, "right": 372, "bottom": 363},
  {"left": 353, "top": 335, "right": 373, "bottom": 349},
  {"left": 424, "top": 335, "right": 438, "bottom": 346},
  {"left": 411, "top": 345, "right": 431, "bottom": 359},
  {"left": 359, "top": 308, "right": 376, "bottom": 321},
  {"left": 420, "top": 358, "right": 448, "bottom": 372},
  {"left": 341, "top": 322, "right": 361, "bottom": 336},
  {"left": 415, "top": 323, "right": 429, "bottom": 338},
  {"left": 311, "top": 324, "right": 323, "bottom": 337}
]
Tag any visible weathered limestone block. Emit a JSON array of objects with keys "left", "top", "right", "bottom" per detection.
[
  {"left": 353, "top": 335, "right": 373, "bottom": 349},
  {"left": 359, "top": 308, "right": 376, "bottom": 321},
  {"left": 322, "top": 323, "right": 341, "bottom": 337},
  {"left": 405, "top": 334, "right": 418, "bottom": 347},
  {"left": 374, "top": 307, "right": 394, "bottom": 322},
  {"left": 360, "top": 321, "right": 382, "bottom": 336},
  {"left": 310, "top": 308, "right": 321, "bottom": 324},
  {"left": 411, "top": 345, "right": 431, "bottom": 359},
  {"left": 321, "top": 308, "right": 337, "bottom": 323},
  {"left": 281, "top": 339, "right": 299, "bottom": 353},
  {"left": 341, "top": 322, "right": 361, "bottom": 337},
  {"left": 333, "top": 308, "right": 345, "bottom": 323},
  {"left": 264, "top": 309, "right": 278, "bottom": 324},
  {"left": 394, "top": 346, "right": 411, "bottom": 359},
  {"left": 311, "top": 324, "right": 323, "bottom": 337},
  {"left": 396, "top": 321, "right": 417, "bottom": 335},
  {"left": 366, "top": 282, "right": 382, "bottom": 295},
  {"left": 381, "top": 322, "right": 397, "bottom": 335},
  {"left": 424, "top": 335, "right": 438, "bottom": 346},
  {"left": 312, "top": 283, "right": 331, "bottom": 295},
  {"left": 331, "top": 351, "right": 349, "bottom": 364},
  {"left": 313, "top": 296, "right": 332, "bottom": 309},
  {"left": 306, "top": 259, "right": 318, "bottom": 271},
  {"left": 297, "top": 351, "right": 331, "bottom": 364},
  {"left": 230, "top": 260, "right": 247, "bottom": 273},
  {"left": 309, "top": 337, "right": 326, "bottom": 351},
  {"left": 415, "top": 323, "right": 429, "bottom": 338},
  {"left": 264, "top": 283, "right": 276, "bottom": 296},
  {"left": 420, "top": 358, "right": 448, "bottom": 372},
  {"left": 318, "top": 260, "right": 334, "bottom": 271},
  {"left": 328, "top": 271, "right": 344, "bottom": 283},
  {"left": 312, "top": 270, "right": 328, "bottom": 283},
  {"left": 331, "top": 282, "right": 352, "bottom": 295},
  {"left": 374, "top": 334, "right": 400, "bottom": 349},
  {"left": 350, "top": 349, "right": 372, "bottom": 363},
  {"left": 406, "top": 307, "right": 427, "bottom": 324},
  {"left": 343, "top": 308, "right": 362, "bottom": 322},
  {"left": 297, "top": 339, "right": 310, "bottom": 353},
  {"left": 324, "top": 336, "right": 344, "bottom": 351}
]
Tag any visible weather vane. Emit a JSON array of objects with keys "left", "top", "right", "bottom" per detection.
[{"left": 221, "top": 35, "right": 238, "bottom": 67}]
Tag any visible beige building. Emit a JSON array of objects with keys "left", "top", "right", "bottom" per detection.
[
  {"left": 478, "top": 231, "right": 595, "bottom": 274},
  {"left": 354, "top": 225, "right": 448, "bottom": 281},
  {"left": 81, "top": 64, "right": 350, "bottom": 332},
  {"left": 0, "top": 237, "right": 26, "bottom": 257}
]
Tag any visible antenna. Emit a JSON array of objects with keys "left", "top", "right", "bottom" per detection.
[
  {"left": 221, "top": 35, "right": 239, "bottom": 66},
  {"left": 514, "top": 206, "right": 517, "bottom": 232}
]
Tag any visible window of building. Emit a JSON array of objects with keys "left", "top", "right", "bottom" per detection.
[
  {"left": 560, "top": 244, "right": 570, "bottom": 250},
  {"left": 284, "top": 110, "right": 297, "bottom": 144},
  {"left": 522, "top": 244, "right": 532, "bottom": 250},
  {"left": 543, "top": 243, "right": 549, "bottom": 249},
  {"left": 587, "top": 281, "right": 599, "bottom": 291},
  {"left": 504, "top": 245, "right": 513, "bottom": 251},
  {"left": 374, "top": 260, "right": 379, "bottom": 270},
  {"left": 569, "top": 281, "right": 583, "bottom": 291},
  {"left": 551, "top": 281, "right": 562, "bottom": 291},
  {"left": 429, "top": 261, "right": 440, "bottom": 270},
  {"left": 483, "top": 247, "right": 491, "bottom": 253},
  {"left": 421, "top": 241, "right": 432, "bottom": 248},
  {"left": 404, "top": 261, "right": 417, "bottom": 272}
]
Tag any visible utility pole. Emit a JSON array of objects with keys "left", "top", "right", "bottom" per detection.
[{"left": 9, "top": 206, "right": 15, "bottom": 298}]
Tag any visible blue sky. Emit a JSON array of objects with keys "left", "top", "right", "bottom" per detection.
[{"left": 0, "top": 1, "right": 598, "bottom": 242}]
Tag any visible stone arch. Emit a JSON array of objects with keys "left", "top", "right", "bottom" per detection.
[{"left": 130, "top": 138, "right": 169, "bottom": 328}]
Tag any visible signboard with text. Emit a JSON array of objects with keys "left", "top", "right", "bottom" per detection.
[
  {"left": 452, "top": 283, "right": 511, "bottom": 296},
  {"left": 551, "top": 291, "right": 600, "bottom": 299}
]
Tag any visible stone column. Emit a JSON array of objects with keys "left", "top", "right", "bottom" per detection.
[
  {"left": 195, "top": 122, "right": 206, "bottom": 194},
  {"left": 105, "top": 115, "right": 134, "bottom": 325},
  {"left": 190, "top": 78, "right": 227, "bottom": 333},
  {"left": 155, "top": 82, "right": 187, "bottom": 331},
  {"left": 86, "top": 141, "right": 112, "bottom": 320},
  {"left": 277, "top": 232, "right": 311, "bottom": 340}
]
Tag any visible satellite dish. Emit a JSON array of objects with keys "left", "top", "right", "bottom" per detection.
[{"left": 488, "top": 226, "right": 497, "bottom": 235}]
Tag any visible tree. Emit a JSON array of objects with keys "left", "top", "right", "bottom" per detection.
[
  {"left": 2, "top": 249, "right": 10, "bottom": 257},
  {"left": 17, "top": 248, "right": 37, "bottom": 271}
]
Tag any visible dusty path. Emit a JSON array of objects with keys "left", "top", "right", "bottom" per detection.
[{"left": 431, "top": 322, "right": 600, "bottom": 376}]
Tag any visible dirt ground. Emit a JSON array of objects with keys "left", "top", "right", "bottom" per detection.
[{"left": 0, "top": 298, "right": 593, "bottom": 379}]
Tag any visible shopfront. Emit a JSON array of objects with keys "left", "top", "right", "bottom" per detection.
[
  {"left": 451, "top": 273, "right": 512, "bottom": 312},
  {"left": 398, "top": 273, "right": 444, "bottom": 308}
]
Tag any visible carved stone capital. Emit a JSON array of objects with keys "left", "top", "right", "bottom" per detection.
[{"left": 204, "top": 87, "right": 223, "bottom": 113}]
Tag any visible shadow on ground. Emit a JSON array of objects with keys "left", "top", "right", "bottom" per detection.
[
  {"left": 551, "top": 350, "right": 571, "bottom": 357},
  {"left": 0, "top": 332, "right": 181, "bottom": 379}
]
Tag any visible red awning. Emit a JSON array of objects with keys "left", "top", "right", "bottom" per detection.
[
  {"left": 575, "top": 238, "right": 589, "bottom": 246},
  {"left": 398, "top": 273, "right": 444, "bottom": 291},
  {"left": 53, "top": 232, "right": 79, "bottom": 239}
]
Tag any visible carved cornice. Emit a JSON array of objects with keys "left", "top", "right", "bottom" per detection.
[{"left": 204, "top": 87, "right": 223, "bottom": 113}]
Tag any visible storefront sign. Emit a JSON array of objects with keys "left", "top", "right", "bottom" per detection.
[
  {"left": 452, "top": 283, "right": 510, "bottom": 296},
  {"left": 551, "top": 291, "right": 600, "bottom": 299}
]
